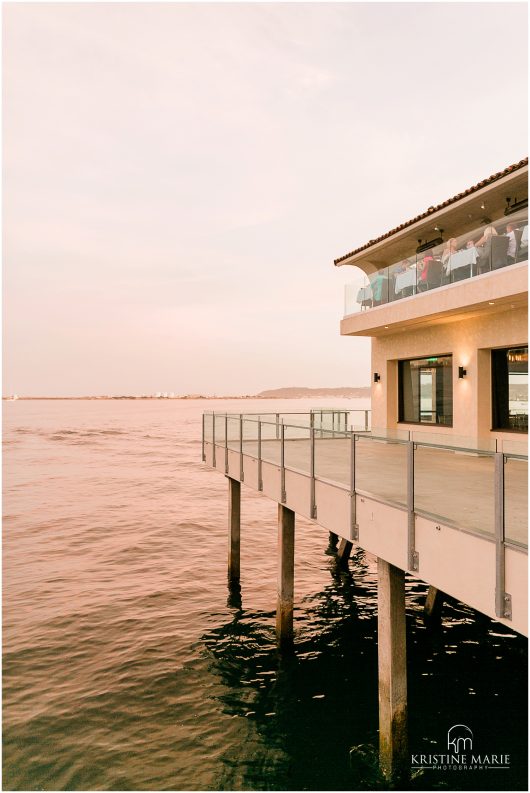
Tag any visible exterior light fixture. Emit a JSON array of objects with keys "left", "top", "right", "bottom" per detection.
[
  {"left": 458, "top": 366, "right": 467, "bottom": 379},
  {"left": 374, "top": 373, "right": 381, "bottom": 383}
]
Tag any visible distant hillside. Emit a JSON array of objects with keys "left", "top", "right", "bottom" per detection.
[{"left": 256, "top": 386, "right": 370, "bottom": 399}]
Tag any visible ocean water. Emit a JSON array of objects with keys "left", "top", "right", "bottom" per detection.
[{"left": 3, "top": 398, "right": 527, "bottom": 791}]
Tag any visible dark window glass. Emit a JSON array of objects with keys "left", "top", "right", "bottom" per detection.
[
  {"left": 398, "top": 355, "right": 453, "bottom": 426},
  {"left": 492, "top": 346, "right": 528, "bottom": 432}
]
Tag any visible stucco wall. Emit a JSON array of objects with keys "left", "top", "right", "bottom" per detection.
[{"left": 371, "top": 306, "right": 528, "bottom": 442}]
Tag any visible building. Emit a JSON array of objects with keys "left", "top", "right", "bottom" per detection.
[
  {"left": 337, "top": 157, "right": 528, "bottom": 446},
  {"left": 202, "top": 158, "right": 528, "bottom": 780}
]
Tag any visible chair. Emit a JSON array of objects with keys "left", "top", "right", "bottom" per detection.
[
  {"left": 490, "top": 235, "right": 509, "bottom": 270},
  {"left": 426, "top": 260, "right": 443, "bottom": 290},
  {"left": 452, "top": 264, "right": 471, "bottom": 282}
]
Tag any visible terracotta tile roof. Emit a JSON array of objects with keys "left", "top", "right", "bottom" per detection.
[{"left": 334, "top": 157, "right": 528, "bottom": 265}]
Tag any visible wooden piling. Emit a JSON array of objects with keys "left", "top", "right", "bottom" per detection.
[
  {"left": 377, "top": 557, "right": 408, "bottom": 781},
  {"left": 227, "top": 477, "right": 241, "bottom": 583},
  {"left": 276, "top": 503, "right": 295, "bottom": 646},
  {"left": 336, "top": 538, "right": 352, "bottom": 567},
  {"left": 424, "top": 586, "right": 444, "bottom": 623}
]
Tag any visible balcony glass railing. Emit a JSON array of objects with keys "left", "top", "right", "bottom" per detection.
[{"left": 344, "top": 208, "right": 528, "bottom": 316}]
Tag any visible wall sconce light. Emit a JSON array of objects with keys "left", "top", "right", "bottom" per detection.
[
  {"left": 458, "top": 366, "right": 467, "bottom": 379},
  {"left": 374, "top": 372, "right": 381, "bottom": 383}
]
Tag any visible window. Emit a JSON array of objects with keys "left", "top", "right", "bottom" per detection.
[
  {"left": 492, "top": 346, "right": 528, "bottom": 432},
  {"left": 398, "top": 355, "right": 453, "bottom": 426}
]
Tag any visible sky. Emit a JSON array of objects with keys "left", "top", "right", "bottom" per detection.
[{"left": 3, "top": 1, "right": 528, "bottom": 397}]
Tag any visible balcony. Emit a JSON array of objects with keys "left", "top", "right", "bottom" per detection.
[
  {"left": 343, "top": 209, "right": 528, "bottom": 319},
  {"left": 203, "top": 410, "right": 528, "bottom": 635}
]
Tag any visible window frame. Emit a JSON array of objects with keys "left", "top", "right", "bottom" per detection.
[
  {"left": 491, "top": 345, "right": 528, "bottom": 434},
  {"left": 397, "top": 352, "right": 454, "bottom": 427}
]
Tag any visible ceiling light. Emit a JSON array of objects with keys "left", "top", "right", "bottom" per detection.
[{"left": 489, "top": 301, "right": 495, "bottom": 305}]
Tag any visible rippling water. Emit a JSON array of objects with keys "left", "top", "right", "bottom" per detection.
[{"left": 3, "top": 399, "right": 527, "bottom": 791}]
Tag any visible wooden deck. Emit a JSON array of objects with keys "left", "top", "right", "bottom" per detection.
[{"left": 224, "top": 437, "right": 528, "bottom": 546}]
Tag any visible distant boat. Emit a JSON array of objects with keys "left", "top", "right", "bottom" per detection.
[{"left": 7, "top": 394, "right": 19, "bottom": 401}]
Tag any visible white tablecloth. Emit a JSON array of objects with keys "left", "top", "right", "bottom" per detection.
[
  {"left": 444, "top": 247, "right": 477, "bottom": 273},
  {"left": 394, "top": 269, "right": 416, "bottom": 293}
]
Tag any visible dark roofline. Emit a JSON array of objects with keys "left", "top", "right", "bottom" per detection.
[{"left": 334, "top": 157, "right": 529, "bottom": 265}]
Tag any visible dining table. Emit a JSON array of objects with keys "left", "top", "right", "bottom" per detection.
[
  {"left": 394, "top": 269, "right": 416, "bottom": 294},
  {"left": 444, "top": 247, "right": 478, "bottom": 276}
]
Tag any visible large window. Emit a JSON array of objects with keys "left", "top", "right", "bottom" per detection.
[
  {"left": 492, "top": 346, "right": 528, "bottom": 432},
  {"left": 398, "top": 355, "right": 453, "bottom": 426}
]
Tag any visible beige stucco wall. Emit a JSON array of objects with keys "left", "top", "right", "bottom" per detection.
[{"left": 371, "top": 306, "right": 528, "bottom": 443}]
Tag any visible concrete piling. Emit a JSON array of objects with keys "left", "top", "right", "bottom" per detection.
[
  {"left": 227, "top": 477, "right": 241, "bottom": 583},
  {"left": 377, "top": 557, "right": 408, "bottom": 781},
  {"left": 336, "top": 538, "right": 353, "bottom": 567},
  {"left": 276, "top": 503, "right": 295, "bottom": 646}
]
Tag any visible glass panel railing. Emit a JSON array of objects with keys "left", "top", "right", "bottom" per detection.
[
  {"left": 215, "top": 413, "right": 226, "bottom": 445},
  {"left": 344, "top": 208, "right": 528, "bottom": 316},
  {"left": 283, "top": 422, "right": 311, "bottom": 474},
  {"left": 260, "top": 419, "right": 281, "bottom": 465},
  {"left": 314, "top": 428, "right": 350, "bottom": 487},
  {"left": 414, "top": 444, "right": 495, "bottom": 536},
  {"left": 354, "top": 435, "right": 408, "bottom": 507},
  {"left": 410, "top": 430, "right": 496, "bottom": 453},
  {"left": 499, "top": 438, "right": 528, "bottom": 455},
  {"left": 504, "top": 456, "right": 528, "bottom": 547},
  {"left": 226, "top": 416, "right": 240, "bottom": 452},
  {"left": 203, "top": 412, "right": 213, "bottom": 443}
]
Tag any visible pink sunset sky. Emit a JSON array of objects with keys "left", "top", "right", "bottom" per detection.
[{"left": 3, "top": 2, "right": 528, "bottom": 396}]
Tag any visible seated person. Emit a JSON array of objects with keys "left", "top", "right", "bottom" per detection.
[
  {"left": 441, "top": 238, "right": 458, "bottom": 280},
  {"left": 505, "top": 223, "right": 516, "bottom": 263},
  {"left": 475, "top": 224, "right": 498, "bottom": 248},
  {"left": 417, "top": 254, "right": 434, "bottom": 291}
]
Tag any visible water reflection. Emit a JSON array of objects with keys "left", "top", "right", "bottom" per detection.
[{"left": 203, "top": 549, "right": 527, "bottom": 791}]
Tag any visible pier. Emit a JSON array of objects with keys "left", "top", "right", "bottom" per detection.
[{"left": 202, "top": 408, "right": 528, "bottom": 780}]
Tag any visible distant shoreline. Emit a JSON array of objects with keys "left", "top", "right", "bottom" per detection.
[{"left": 3, "top": 387, "right": 371, "bottom": 401}]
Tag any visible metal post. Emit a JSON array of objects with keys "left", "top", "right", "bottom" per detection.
[
  {"left": 310, "top": 427, "right": 317, "bottom": 519},
  {"left": 280, "top": 421, "right": 286, "bottom": 503},
  {"left": 212, "top": 413, "right": 216, "bottom": 467},
  {"left": 258, "top": 419, "right": 263, "bottom": 491},
  {"left": 224, "top": 414, "right": 228, "bottom": 474},
  {"left": 407, "top": 441, "right": 418, "bottom": 571},
  {"left": 364, "top": 410, "right": 369, "bottom": 431},
  {"left": 495, "top": 452, "right": 511, "bottom": 618},
  {"left": 201, "top": 413, "right": 206, "bottom": 461},
  {"left": 350, "top": 430, "right": 358, "bottom": 540},
  {"left": 239, "top": 414, "right": 244, "bottom": 482}
]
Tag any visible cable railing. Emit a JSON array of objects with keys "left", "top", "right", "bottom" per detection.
[
  {"left": 203, "top": 411, "right": 527, "bottom": 619},
  {"left": 344, "top": 207, "right": 528, "bottom": 317}
]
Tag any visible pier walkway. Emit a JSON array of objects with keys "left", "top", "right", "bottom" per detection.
[{"left": 203, "top": 410, "right": 527, "bottom": 635}]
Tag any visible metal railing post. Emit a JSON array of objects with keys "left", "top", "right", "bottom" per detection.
[
  {"left": 239, "top": 414, "right": 244, "bottom": 482},
  {"left": 280, "top": 421, "right": 286, "bottom": 503},
  {"left": 495, "top": 452, "right": 511, "bottom": 619},
  {"left": 224, "top": 414, "right": 228, "bottom": 474},
  {"left": 212, "top": 413, "right": 216, "bottom": 467},
  {"left": 350, "top": 430, "right": 358, "bottom": 540},
  {"left": 201, "top": 413, "right": 205, "bottom": 461},
  {"left": 407, "top": 441, "right": 418, "bottom": 571},
  {"left": 364, "top": 410, "right": 369, "bottom": 431},
  {"left": 258, "top": 419, "right": 263, "bottom": 491},
  {"left": 310, "top": 427, "right": 317, "bottom": 519}
]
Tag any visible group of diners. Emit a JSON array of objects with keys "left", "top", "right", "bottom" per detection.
[{"left": 363, "top": 216, "right": 528, "bottom": 307}]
